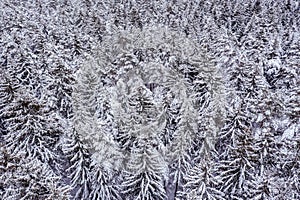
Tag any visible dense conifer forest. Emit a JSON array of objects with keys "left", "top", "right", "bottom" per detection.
[{"left": 0, "top": 0, "right": 299, "bottom": 199}]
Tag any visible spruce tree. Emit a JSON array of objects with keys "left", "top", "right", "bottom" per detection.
[
  {"left": 122, "top": 140, "right": 167, "bottom": 200},
  {"left": 89, "top": 161, "right": 121, "bottom": 200},
  {"left": 1, "top": 87, "right": 64, "bottom": 168},
  {"left": 216, "top": 106, "right": 259, "bottom": 199},
  {"left": 0, "top": 145, "right": 70, "bottom": 200},
  {"left": 62, "top": 131, "right": 91, "bottom": 200},
  {"left": 183, "top": 156, "right": 224, "bottom": 200}
]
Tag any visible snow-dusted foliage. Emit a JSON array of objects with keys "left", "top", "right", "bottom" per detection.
[
  {"left": 121, "top": 140, "right": 167, "bottom": 200},
  {"left": 0, "top": 145, "right": 70, "bottom": 200},
  {"left": 73, "top": 26, "right": 223, "bottom": 199},
  {"left": 62, "top": 130, "right": 91, "bottom": 200},
  {"left": 183, "top": 158, "right": 224, "bottom": 200},
  {"left": 1, "top": 0, "right": 299, "bottom": 199},
  {"left": 89, "top": 162, "right": 121, "bottom": 200}
]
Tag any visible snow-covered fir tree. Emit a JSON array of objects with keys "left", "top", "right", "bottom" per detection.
[
  {"left": 216, "top": 104, "right": 260, "bottom": 199},
  {"left": 121, "top": 139, "right": 167, "bottom": 200},
  {"left": 0, "top": 144, "right": 70, "bottom": 200},
  {"left": 183, "top": 155, "right": 224, "bottom": 200},
  {"left": 89, "top": 161, "right": 121, "bottom": 200},
  {"left": 62, "top": 130, "right": 91, "bottom": 200}
]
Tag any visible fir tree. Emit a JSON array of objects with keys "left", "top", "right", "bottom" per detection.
[
  {"left": 275, "top": 137, "right": 300, "bottom": 199},
  {"left": 183, "top": 156, "right": 224, "bottom": 200},
  {"left": 167, "top": 97, "right": 197, "bottom": 199},
  {"left": 216, "top": 106, "right": 259, "bottom": 199},
  {"left": 1, "top": 88, "right": 63, "bottom": 168},
  {"left": 89, "top": 161, "right": 121, "bottom": 200},
  {"left": 62, "top": 131, "right": 91, "bottom": 200},
  {"left": 122, "top": 140, "right": 167, "bottom": 200},
  {"left": 0, "top": 145, "right": 70, "bottom": 200},
  {"left": 249, "top": 127, "right": 281, "bottom": 199}
]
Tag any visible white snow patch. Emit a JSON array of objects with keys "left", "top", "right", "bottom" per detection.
[{"left": 282, "top": 124, "right": 295, "bottom": 140}]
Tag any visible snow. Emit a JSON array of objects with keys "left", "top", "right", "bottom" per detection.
[{"left": 282, "top": 124, "right": 296, "bottom": 140}]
